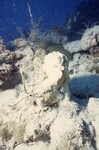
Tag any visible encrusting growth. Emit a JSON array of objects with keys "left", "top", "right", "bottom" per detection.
[{"left": 34, "top": 51, "right": 70, "bottom": 107}]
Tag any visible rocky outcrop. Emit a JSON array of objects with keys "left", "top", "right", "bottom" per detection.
[
  {"left": 34, "top": 51, "right": 70, "bottom": 106},
  {"left": 87, "top": 97, "right": 99, "bottom": 150},
  {"left": 63, "top": 25, "right": 99, "bottom": 53},
  {"left": 0, "top": 33, "right": 99, "bottom": 150},
  {"left": 63, "top": 40, "right": 81, "bottom": 54},
  {"left": 0, "top": 37, "right": 23, "bottom": 87},
  {"left": 0, "top": 37, "right": 15, "bottom": 84},
  {"left": 80, "top": 25, "right": 99, "bottom": 50},
  {"left": 64, "top": 0, "right": 99, "bottom": 41},
  {"left": 0, "top": 50, "right": 71, "bottom": 149}
]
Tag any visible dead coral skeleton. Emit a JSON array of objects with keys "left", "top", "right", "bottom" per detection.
[
  {"left": 8, "top": 66, "right": 38, "bottom": 108},
  {"left": 34, "top": 51, "right": 70, "bottom": 107},
  {"left": 9, "top": 51, "right": 70, "bottom": 108}
]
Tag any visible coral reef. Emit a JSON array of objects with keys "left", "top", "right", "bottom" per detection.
[
  {"left": 34, "top": 51, "right": 70, "bottom": 106},
  {"left": 63, "top": 40, "right": 81, "bottom": 54},
  {"left": 64, "top": 0, "right": 99, "bottom": 41},
  {"left": 0, "top": 37, "right": 23, "bottom": 86},
  {"left": 63, "top": 25, "right": 99, "bottom": 77},
  {"left": 0, "top": 24, "right": 99, "bottom": 150},
  {"left": 0, "top": 49, "right": 71, "bottom": 149},
  {"left": 64, "top": 25, "right": 99, "bottom": 53},
  {"left": 87, "top": 97, "right": 99, "bottom": 149},
  {"left": 80, "top": 25, "right": 99, "bottom": 50}
]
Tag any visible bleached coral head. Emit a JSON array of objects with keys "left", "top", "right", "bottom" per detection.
[
  {"left": 81, "top": 25, "right": 99, "bottom": 50},
  {"left": 43, "top": 51, "right": 69, "bottom": 80},
  {"left": 34, "top": 51, "right": 70, "bottom": 106}
]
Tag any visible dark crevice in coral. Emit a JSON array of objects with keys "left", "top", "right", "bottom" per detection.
[{"left": 0, "top": 71, "right": 22, "bottom": 90}]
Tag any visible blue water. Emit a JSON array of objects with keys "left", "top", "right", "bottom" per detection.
[{"left": 0, "top": 0, "right": 89, "bottom": 42}]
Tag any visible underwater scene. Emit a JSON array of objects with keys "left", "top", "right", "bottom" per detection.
[{"left": 0, "top": 0, "right": 99, "bottom": 149}]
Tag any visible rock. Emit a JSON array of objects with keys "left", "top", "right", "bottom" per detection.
[
  {"left": 81, "top": 25, "right": 99, "bottom": 50},
  {"left": 91, "top": 62, "right": 99, "bottom": 73},
  {"left": 0, "top": 50, "right": 16, "bottom": 64},
  {"left": 64, "top": 25, "right": 99, "bottom": 54},
  {"left": 0, "top": 39, "right": 16, "bottom": 83},
  {"left": 0, "top": 37, "right": 6, "bottom": 53},
  {"left": 0, "top": 37, "right": 24, "bottom": 88},
  {"left": 63, "top": 40, "right": 81, "bottom": 54},
  {"left": 50, "top": 101, "right": 95, "bottom": 150},
  {"left": 24, "top": 108, "right": 57, "bottom": 143},
  {"left": 34, "top": 51, "right": 70, "bottom": 107},
  {"left": 0, "top": 64, "right": 13, "bottom": 81},
  {"left": 87, "top": 98, "right": 99, "bottom": 149},
  {"left": 0, "top": 32, "right": 99, "bottom": 150},
  {"left": 69, "top": 53, "right": 94, "bottom": 74},
  {"left": 6, "top": 38, "right": 28, "bottom": 50}
]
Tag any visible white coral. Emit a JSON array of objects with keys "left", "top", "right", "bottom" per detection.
[
  {"left": 87, "top": 98, "right": 99, "bottom": 149},
  {"left": 34, "top": 51, "right": 70, "bottom": 106},
  {"left": 63, "top": 25, "right": 99, "bottom": 53},
  {"left": 81, "top": 25, "right": 99, "bottom": 50},
  {"left": 63, "top": 40, "right": 81, "bottom": 54}
]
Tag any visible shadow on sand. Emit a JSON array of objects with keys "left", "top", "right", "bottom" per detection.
[{"left": 69, "top": 74, "right": 99, "bottom": 106}]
